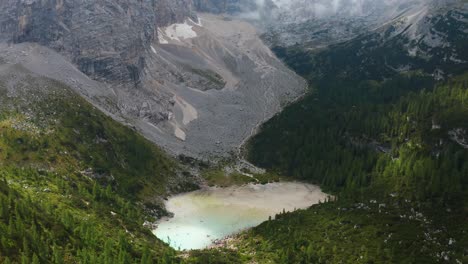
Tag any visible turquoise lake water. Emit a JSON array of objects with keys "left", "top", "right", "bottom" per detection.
[{"left": 154, "top": 182, "right": 328, "bottom": 250}]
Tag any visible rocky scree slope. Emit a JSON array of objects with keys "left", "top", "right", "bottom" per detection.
[{"left": 0, "top": 0, "right": 306, "bottom": 159}]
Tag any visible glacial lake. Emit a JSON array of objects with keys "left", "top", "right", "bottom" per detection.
[{"left": 153, "top": 182, "right": 328, "bottom": 250}]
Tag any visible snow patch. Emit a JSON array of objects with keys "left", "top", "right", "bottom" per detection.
[
  {"left": 158, "top": 20, "right": 200, "bottom": 44},
  {"left": 166, "top": 22, "right": 197, "bottom": 41},
  {"left": 150, "top": 45, "right": 157, "bottom": 54}
]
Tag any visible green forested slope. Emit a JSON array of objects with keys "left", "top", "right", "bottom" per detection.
[
  {"left": 0, "top": 67, "right": 190, "bottom": 263},
  {"left": 248, "top": 73, "right": 468, "bottom": 203},
  {"left": 236, "top": 197, "right": 467, "bottom": 263},
  {"left": 243, "top": 36, "right": 468, "bottom": 262}
]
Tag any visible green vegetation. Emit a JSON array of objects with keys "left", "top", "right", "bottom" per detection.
[
  {"left": 249, "top": 72, "right": 468, "bottom": 202},
  {"left": 243, "top": 36, "right": 468, "bottom": 262},
  {"left": 0, "top": 166, "right": 177, "bottom": 264},
  {"left": 2, "top": 11, "right": 468, "bottom": 262},
  {"left": 201, "top": 169, "right": 256, "bottom": 187},
  {"left": 0, "top": 71, "right": 190, "bottom": 263},
  {"left": 185, "top": 249, "right": 245, "bottom": 264},
  {"left": 236, "top": 198, "right": 468, "bottom": 263},
  {"left": 201, "top": 167, "right": 281, "bottom": 187},
  {"left": 253, "top": 172, "right": 281, "bottom": 185},
  {"left": 0, "top": 75, "right": 179, "bottom": 199},
  {"left": 249, "top": 69, "right": 468, "bottom": 203},
  {"left": 190, "top": 68, "right": 226, "bottom": 88},
  {"left": 183, "top": 66, "right": 226, "bottom": 90}
]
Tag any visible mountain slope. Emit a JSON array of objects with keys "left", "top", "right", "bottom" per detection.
[
  {"left": 0, "top": 0, "right": 194, "bottom": 84},
  {"left": 247, "top": 1, "right": 468, "bottom": 189},
  {"left": 131, "top": 13, "right": 305, "bottom": 158},
  {"left": 0, "top": 63, "right": 198, "bottom": 263},
  {"left": 260, "top": 0, "right": 466, "bottom": 47},
  {"left": 269, "top": 1, "right": 468, "bottom": 81},
  {"left": 0, "top": 1, "right": 306, "bottom": 159},
  {"left": 240, "top": 2, "right": 468, "bottom": 263},
  {"left": 236, "top": 193, "right": 468, "bottom": 263}
]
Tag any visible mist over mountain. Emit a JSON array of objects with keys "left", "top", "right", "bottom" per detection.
[{"left": 249, "top": 0, "right": 466, "bottom": 46}]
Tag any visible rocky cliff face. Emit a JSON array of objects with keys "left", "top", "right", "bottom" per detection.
[
  {"left": 0, "top": 0, "right": 195, "bottom": 85},
  {"left": 0, "top": 0, "right": 306, "bottom": 159}
]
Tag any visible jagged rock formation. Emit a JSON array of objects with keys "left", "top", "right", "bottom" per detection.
[{"left": 0, "top": 0, "right": 306, "bottom": 159}]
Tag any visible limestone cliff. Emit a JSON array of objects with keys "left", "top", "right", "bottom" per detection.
[{"left": 0, "top": 0, "right": 195, "bottom": 85}]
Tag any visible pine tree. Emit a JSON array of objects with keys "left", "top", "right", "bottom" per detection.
[
  {"left": 53, "top": 246, "right": 64, "bottom": 264},
  {"left": 32, "top": 253, "right": 40, "bottom": 264},
  {"left": 140, "top": 245, "right": 151, "bottom": 264}
]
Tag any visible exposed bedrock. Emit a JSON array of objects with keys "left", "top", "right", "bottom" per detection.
[
  {"left": 0, "top": 1, "right": 306, "bottom": 159},
  {"left": 139, "top": 14, "right": 306, "bottom": 158},
  {"left": 0, "top": 0, "right": 195, "bottom": 85}
]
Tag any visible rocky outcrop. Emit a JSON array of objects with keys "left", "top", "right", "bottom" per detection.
[{"left": 0, "top": 0, "right": 195, "bottom": 85}]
